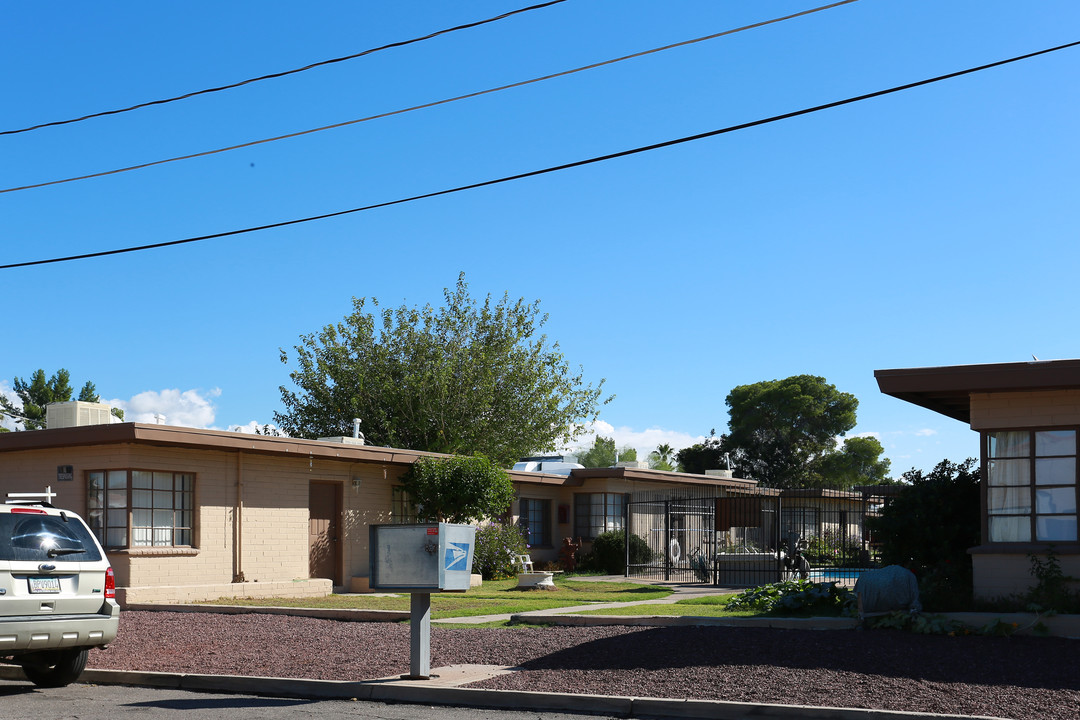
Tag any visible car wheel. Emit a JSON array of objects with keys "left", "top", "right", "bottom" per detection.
[{"left": 21, "top": 648, "right": 89, "bottom": 688}]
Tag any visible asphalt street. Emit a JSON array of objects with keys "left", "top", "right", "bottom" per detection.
[{"left": 0, "top": 679, "right": 620, "bottom": 720}]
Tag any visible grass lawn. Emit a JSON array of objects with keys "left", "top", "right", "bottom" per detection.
[{"left": 198, "top": 578, "right": 673, "bottom": 619}]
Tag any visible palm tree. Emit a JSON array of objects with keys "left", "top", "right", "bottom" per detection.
[{"left": 649, "top": 443, "right": 676, "bottom": 471}]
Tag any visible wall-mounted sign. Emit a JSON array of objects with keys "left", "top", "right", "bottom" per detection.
[{"left": 57, "top": 465, "right": 74, "bottom": 482}]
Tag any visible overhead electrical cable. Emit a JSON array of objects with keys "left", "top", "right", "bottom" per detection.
[
  {"left": 0, "top": 0, "right": 859, "bottom": 196},
  {"left": 0, "top": 0, "right": 567, "bottom": 137},
  {"left": 3, "top": 39, "right": 1076, "bottom": 271}
]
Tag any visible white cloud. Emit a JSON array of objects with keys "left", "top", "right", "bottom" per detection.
[
  {"left": 914, "top": 428, "right": 938, "bottom": 437},
  {"left": 228, "top": 420, "right": 286, "bottom": 436},
  {"left": 0, "top": 381, "right": 21, "bottom": 431},
  {"left": 114, "top": 388, "right": 221, "bottom": 428},
  {"left": 566, "top": 421, "right": 706, "bottom": 459}
]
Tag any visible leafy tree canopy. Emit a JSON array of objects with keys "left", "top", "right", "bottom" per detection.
[
  {"left": 675, "top": 430, "right": 725, "bottom": 475},
  {"left": 0, "top": 369, "right": 123, "bottom": 431},
  {"left": 401, "top": 455, "right": 514, "bottom": 524},
  {"left": 814, "top": 436, "right": 892, "bottom": 490},
  {"left": 722, "top": 375, "right": 859, "bottom": 489},
  {"left": 575, "top": 435, "right": 638, "bottom": 468},
  {"left": 275, "top": 274, "right": 610, "bottom": 467}
]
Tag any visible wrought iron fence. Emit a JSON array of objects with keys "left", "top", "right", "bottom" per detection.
[{"left": 626, "top": 488, "right": 877, "bottom": 587}]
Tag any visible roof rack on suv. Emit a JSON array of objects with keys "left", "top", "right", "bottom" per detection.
[{"left": 5, "top": 487, "right": 58, "bottom": 507}]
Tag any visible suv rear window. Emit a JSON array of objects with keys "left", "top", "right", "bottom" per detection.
[{"left": 0, "top": 513, "right": 102, "bottom": 562}]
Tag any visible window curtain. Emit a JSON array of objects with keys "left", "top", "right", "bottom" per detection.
[{"left": 988, "top": 431, "right": 1030, "bottom": 542}]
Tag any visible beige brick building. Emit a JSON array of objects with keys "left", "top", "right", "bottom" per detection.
[{"left": 0, "top": 412, "right": 756, "bottom": 604}]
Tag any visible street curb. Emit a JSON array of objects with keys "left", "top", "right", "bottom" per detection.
[
  {"left": 510, "top": 613, "right": 860, "bottom": 630},
  {"left": 122, "top": 603, "right": 1080, "bottom": 638},
  {"left": 0, "top": 666, "right": 1007, "bottom": 720},
  {"left": 124, "top": 603, "right": 410, "bottom": 623}
]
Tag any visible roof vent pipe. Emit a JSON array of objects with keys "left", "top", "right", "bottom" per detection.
[{"left": 353, "top": 418, "right": 362, "bottom": 440}]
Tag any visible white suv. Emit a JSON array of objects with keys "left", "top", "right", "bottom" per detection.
[{"left": 0, "top": 502, "right": 120, "bottom": 687}]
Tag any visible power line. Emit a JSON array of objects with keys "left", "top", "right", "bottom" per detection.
[
  {"left": 0, "top": 0, "right": 567, "bottom": 137},
  {"left": 3, "top": 39, "right": 1076, "bottom": 271},
  {"left": 1, "top": 0, "right": 859, "bottom": 196}
]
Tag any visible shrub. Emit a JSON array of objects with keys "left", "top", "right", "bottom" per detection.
[
  {"left": 803, "top": 529, "right": 862, "bottom": 568},
  {"left": 1024, "top": 548, "right": 1080, "bottom": 613},
  {"left": 580, "top": 531, "right": 653, "bottom": 574},
  {"left": 726, "top": 579, "right": 856, "bottom": 616},
  {"left": 867, "top": 458, "right": 979, "bottom": 610},
  {"left": 472, "top": 522, "right": 528, "bottom": 580},
  {"left": 401, "top": 454, "right": 515, "bottom": 524}
]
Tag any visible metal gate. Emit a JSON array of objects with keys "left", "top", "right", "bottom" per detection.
[{"left": 627, "top": 488, "right": 876, "bottom": 587}]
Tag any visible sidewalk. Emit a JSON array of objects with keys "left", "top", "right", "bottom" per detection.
[{"left": 435, "top": 575, "right": 734, "bottom": 624}]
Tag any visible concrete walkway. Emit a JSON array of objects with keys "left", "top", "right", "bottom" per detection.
[{"left": 435, "top": 575, "right": 742, "bottom": 625}]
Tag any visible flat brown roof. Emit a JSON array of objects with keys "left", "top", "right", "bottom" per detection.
[
  {"left": 780, "top": 488, "right": 862, "bottom": 499},
  {"left": 875, "top": 359, "right": 1080, "bottom": 423},
  {"left": 0, "top": 422, "right": 438, "bottom": 466},
  {"left": 569, "top": 466, "right": 759, "bottom": 488}
]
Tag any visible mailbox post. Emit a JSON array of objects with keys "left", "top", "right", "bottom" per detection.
[{"left": 369, "top": 523, "right": 476, "bottom": 679}]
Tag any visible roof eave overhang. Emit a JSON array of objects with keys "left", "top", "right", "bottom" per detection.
[
  {"left": 875, "top": 359, "right": 1080, "bottom": 424},
  {"left": 0, "top": 423, "right": 436, "bottom": 466}
]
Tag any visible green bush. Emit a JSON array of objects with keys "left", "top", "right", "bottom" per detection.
[
  {"left": 580, "top": 531, "right": 653, "bottom": 574},
  {"left": 867, "top": 458, "right": 979, "bottom": 611},
  {"left": 726, "top": 579, "right": 856, "bottom": 616},
  {"left": 1024, "top": 548, "right": 1080, "bottom": 613},
  {"left": 803, "top": 529, "right": 862, "bottom": 567},
  {"left": 401, "top": 454, "right": 515, "bottom": 524},
  {"left": 473, "top": 522, "right": 528, "bottom": 580}
]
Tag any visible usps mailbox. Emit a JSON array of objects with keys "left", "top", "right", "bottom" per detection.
[
  {"left": 369, "top": 522, "right": 476, "bottom": 679},
  {"left": 369, "top": 523, "right": 476, "bottom": 592}
]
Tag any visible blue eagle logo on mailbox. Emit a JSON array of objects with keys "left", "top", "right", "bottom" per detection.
[{"left": 444, "top": 542, "right": 470, "bottom": 572}]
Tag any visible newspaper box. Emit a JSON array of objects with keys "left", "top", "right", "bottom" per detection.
[{"left": 369, "top": 523, "right": 476, "bottom": 592}]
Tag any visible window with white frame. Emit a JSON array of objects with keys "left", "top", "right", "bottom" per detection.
[
  {"left": 986, "top": 429, "right": 1077, "bottom": 542},
  {"left": 574, "top": 493, "right": 626, "bottom": 541},
  {"left": 87, "top": 470, "right": 194, "bottom": 548},
  {"left": 518, "top": 498, "right": 551, "bottom": 547}
]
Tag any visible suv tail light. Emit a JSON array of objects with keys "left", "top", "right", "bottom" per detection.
[{"left": 105, "top": 567, "right": 116, "bottom": 600}]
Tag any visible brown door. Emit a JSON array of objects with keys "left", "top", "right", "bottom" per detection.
[{"left": 308, "top": 482, "right": 342, "bottom": 584}]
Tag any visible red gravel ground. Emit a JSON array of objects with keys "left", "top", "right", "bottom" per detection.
[{"left": 89, "top": 611, "right": 1079, "bottom": 720}]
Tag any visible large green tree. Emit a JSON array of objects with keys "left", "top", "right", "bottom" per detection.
[
  {"left": 575, "top": 435, "right": 636, "bottom": 468},
  {"left": 814, "top": 436, "right": 892, "bottom": 490},
  {"left": 1, "top": 369, "right": 122, "bottom": 431},
  {"left": 722, "top": 375, "right": 859, "bottom": 489},
  {"left": 275, "top": 274, "right": 610, "bottom": 467}
]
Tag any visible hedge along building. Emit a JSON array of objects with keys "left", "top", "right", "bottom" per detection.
[
  {"left": 876, "top": 358, "right": 1080, "bottom": 600},
  {"left": 0, "top": 402, "right": 757, "bottom": 603}
]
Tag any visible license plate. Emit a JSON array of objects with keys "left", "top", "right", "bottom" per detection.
[{"left": 29, "top": 577, "right": 60, "bottom": 594}]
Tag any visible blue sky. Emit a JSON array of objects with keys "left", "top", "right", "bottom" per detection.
[{"left": 2, "top": 1, "right": 1078, "bottom": 475}]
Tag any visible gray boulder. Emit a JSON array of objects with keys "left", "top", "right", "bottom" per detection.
[{"left": 855, "top": 565, "right": 921, "bottom": 614}]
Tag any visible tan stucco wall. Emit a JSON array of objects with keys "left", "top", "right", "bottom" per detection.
[
  {"left": 973, "top": 551, "right": 1080, "bottom": 600},
  {"left": 0, "top": 441, "right": 402, "bottom": 603},
  {"left": 970, "top": 389, "right": 1080, "bottom": 430}
]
